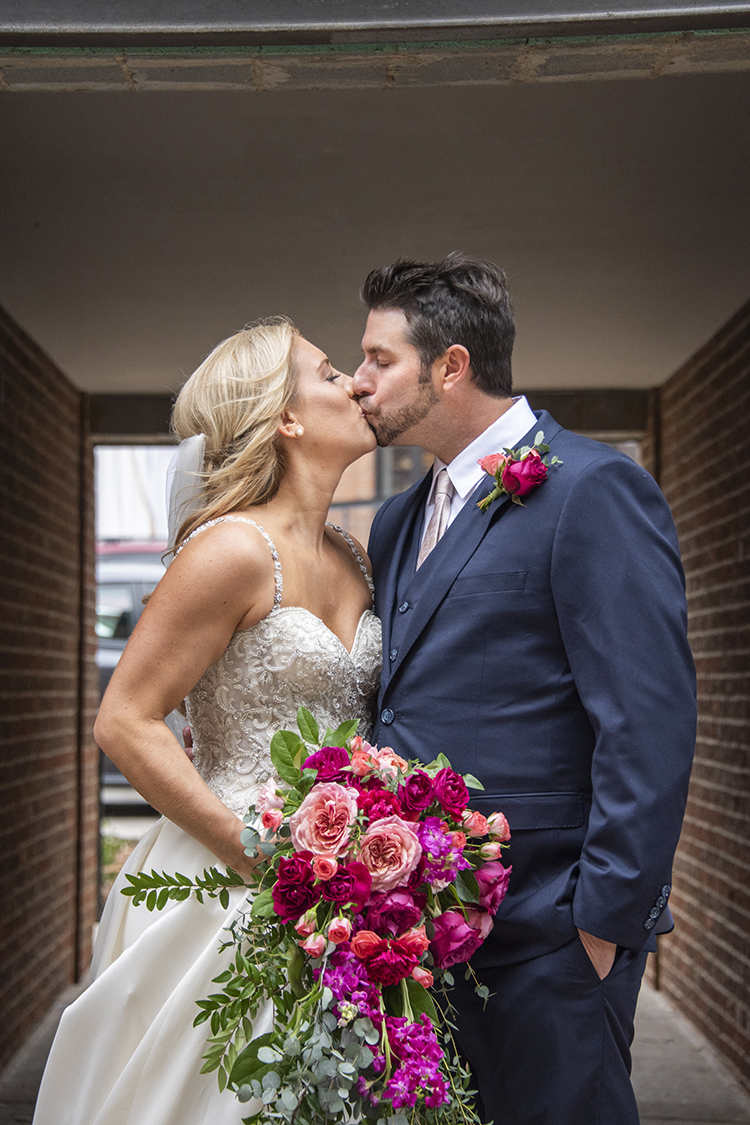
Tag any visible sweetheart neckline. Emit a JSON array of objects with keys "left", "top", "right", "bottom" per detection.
[{"left": 233, "top": 606, "right": 376, "bottom": 659}]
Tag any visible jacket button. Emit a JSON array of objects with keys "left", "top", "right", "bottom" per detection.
[
  {"left": 381, "top": 708, "right": 395, "bottom": 725},
  {"left": 390, "top": 649, "right": 398, "bottom": 662},
  {"left": 662, "top": 885, "right": 671, "bottom": 897},
  {"left": 398, "top": 601, "right": 410, "bottom": 613},
  {"left": 644, "top": 918, "right": 655, "bottom": 930},
  {"left": 649, "top": 907, "right": 660, "bottom": 919}
]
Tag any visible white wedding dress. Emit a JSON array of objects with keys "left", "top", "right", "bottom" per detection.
[{"left": 33, "top": 518, "right": 382, "bottom": 1125}]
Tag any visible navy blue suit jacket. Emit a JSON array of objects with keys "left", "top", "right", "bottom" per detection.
[{"left": 368, "top": 412, "right": 696, "bottom": 966}]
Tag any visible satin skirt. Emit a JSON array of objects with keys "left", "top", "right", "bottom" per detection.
[{"left": 33, "top": 817, "right": 269, "bottom": 1125}]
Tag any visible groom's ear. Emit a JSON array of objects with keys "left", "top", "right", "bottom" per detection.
[{"left": 438, "top": 344, "right": 472, "bottom": 393}]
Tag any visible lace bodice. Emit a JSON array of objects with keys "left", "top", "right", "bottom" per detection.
[{"left": 180, "top": 518, "right": 383, "bottom": 816}]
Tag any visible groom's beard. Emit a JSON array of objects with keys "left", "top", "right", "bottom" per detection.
[{"left": 360, "top": 376, "right": 439, "bottom": 448}]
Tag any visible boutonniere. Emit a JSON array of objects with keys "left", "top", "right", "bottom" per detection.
[{"left": 477, "top": 431, "right": 562, "bottom": 512}]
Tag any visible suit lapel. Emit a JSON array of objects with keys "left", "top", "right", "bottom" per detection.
[{"left": 383, "top": 410, "right": 564, "bottom": 686}]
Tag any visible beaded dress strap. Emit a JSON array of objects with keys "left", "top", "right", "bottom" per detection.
[
  {"left": 175, "top": 516, "right": 283, "bottom": 609},
  {"left": 327, "top": 523, "right": 375, "bottom": 605}
]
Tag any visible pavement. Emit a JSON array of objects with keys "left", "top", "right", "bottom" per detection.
[{"left": 1, "top": 979, "right": 748, "bottom": 1125}]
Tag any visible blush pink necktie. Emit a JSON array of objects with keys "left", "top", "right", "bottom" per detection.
[{"left": 417, "top": 468, "right": 455, "bottom": 568}]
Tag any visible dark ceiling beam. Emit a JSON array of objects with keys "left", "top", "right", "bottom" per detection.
[
  {"left": 1, "top": 1, "right": 750, "bottom": 46},
  {"left": 88, "top": 388, "right": 650, "bottom": 443},
  {"left": 89, "top": 393, "right": 174, "bottom": 442}
]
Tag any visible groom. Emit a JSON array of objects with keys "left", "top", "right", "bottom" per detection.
[{"left": 352, "top": 253, "right": 696, "bottom": 1125}]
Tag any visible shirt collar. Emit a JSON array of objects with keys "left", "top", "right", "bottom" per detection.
[{"left": 429, "top": 396, "right": 538, "bottom": 501}]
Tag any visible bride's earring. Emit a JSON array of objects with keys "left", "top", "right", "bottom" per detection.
[{"left": 294, "top": 425, "right": 304, "bottom": 437}]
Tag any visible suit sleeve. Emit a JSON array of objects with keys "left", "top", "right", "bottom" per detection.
[{"left": 550, "top": 455, "right": 696, "bottom": 950}]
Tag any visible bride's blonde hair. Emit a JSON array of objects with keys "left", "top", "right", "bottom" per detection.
[{"left": 171, "top": 317, "right": 299, "bottom": 549}]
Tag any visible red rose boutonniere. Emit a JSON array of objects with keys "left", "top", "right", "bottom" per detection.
[{"left": 477, "top": 431, "right": 562, "bottom": 513}]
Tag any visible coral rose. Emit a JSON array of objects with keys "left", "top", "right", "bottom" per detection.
[
  {"left": 396, "top": 925, "right": 430, "bottom": 957},
  {"left": 312, "top": 854, "right": 338, "bottom": 881},
  {"left": 294, "top": 908, "right": 318, "bottom": 937},
  {"left": 358, "top": 814, "right": 422, "bottom": 893},
  {"left": 327, "top": 917, "right": 352, "bottom": 944},
  {"left": 289, "top": 782, "right": 358, "bottom": 857},
  {"left": 350, "top": 930, "right": 386, "bottom": 960},
  {"left": 478, "top": 452, "right": 509, "bottom": 476},
  {"left": 461, "top": 810, "right": 489, "bottom": 837}
]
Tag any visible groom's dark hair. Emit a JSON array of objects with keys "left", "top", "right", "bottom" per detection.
[{"left": 360, "top": 252, "right": 515, "bottom": 397}]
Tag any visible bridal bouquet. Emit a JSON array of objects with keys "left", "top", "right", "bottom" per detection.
[{"left": 124, "top": 710, "right": 511, "bottom": 1125}]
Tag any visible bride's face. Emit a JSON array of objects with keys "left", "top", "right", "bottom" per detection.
[{"left": 289, "top": 337, "right": 377, "bottom": 462}]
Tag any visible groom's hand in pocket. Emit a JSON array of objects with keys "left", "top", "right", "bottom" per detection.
[{"left": 577, "top": 928, "right": 617, "bottom": 979}]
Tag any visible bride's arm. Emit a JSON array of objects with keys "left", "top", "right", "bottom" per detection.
[{"left": 94, "top": 522, "right": 275, "bottom": 881}]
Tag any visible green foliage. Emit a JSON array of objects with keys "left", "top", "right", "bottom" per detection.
[{"left": 121, "top": 866, "right": 246, "bottom": 909}]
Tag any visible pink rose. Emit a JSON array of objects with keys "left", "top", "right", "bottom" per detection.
[
  {"left": 375, "top": 748, "right": 409, "bottom": 778},
  {"left": 289, "top": 782, "right": 358, "bottom": 857},
  {"left": 294, "top": 908, "right": 318, "bottom": 937},
  {"left": 479, "top": 841, "right": 504, "bottom": 860},
  {"left": 501, "top": 450, "right": 547, "bottom": 498},
  {"left": 475, "top": 861, "right": 512, "bottom": 914},
  {"left": 462, "top": 810, "right": 489, "bottom": 837},
  {"left": 256, "top": 779, "right": 284, "bottom": 815},
  {"left": 312, "top": 854, "right": 338, "bottom": 881},
  {"left": 487, "top": 811, "right": 511, "bottom": 841},
  {"left": 478, "top": 452, "right": 509, "bottom": 476},
  {"left": 299, "top": 933, "right": 326, "bottom": 957},
  {"left": 358, "top": 814, "right": 423, "bottom": 893},
  {"left": 430, "top": 909, "right": 492, "bottom": 969},
  {"left": 412, "top": 965, "right": 434, "bottom": 988},
  {"left": 262, "top": 808, "right": 283, "bottom": 831},
  {"left": 327, "top": 917, "right": 352, "bottom": 944}
]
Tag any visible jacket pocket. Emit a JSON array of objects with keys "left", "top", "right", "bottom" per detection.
[
  {"left": 470, "top": 791, "right": 585, "bottom": 830},
  {"left": 450, "top": 571, "right": 528, "bottom": 597}
]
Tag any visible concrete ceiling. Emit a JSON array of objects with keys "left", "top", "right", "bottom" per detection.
[{"left": 1, "top": 60, "right": 749, "bottom": 393}]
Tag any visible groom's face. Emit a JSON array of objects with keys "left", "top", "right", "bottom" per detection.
[{"left": 353, "top": 308, "right": 439, "bottom": 447}]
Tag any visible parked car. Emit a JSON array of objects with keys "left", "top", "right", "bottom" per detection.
[{"left": 96, "top": 542, "right": 167, "bottom": 814}]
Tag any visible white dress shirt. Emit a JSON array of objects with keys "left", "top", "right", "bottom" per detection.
[{"left": 420, "top": 396, "right": 538, "bottom": 548}]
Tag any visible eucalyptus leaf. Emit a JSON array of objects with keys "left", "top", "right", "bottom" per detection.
[
  {"left": 534, "top": 430, "right": 545, "bottom": 446},
  {"left": 237, "top": 1085, "right": 255, "bottom": 1103},
  {"left": 262, "top": 1072, "right": 281, "bottom": 1090},
  {"left": 257, "top": 1047, "right": 281, "bottom": 1064},
  {"left": 462, "top": 774, "right": 485, "bottom": 791},
  {"left": 281, "top": 1089, "right": 298, "bottom": 1111}
]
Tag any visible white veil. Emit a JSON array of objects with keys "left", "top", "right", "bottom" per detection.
[{"left": 165, "top": 433, "right": 206, "bottom": 558}]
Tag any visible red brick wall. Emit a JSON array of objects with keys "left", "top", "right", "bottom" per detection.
[
  {"left": 649, "top": 300, "right": 750, "bottom": 1090},
  {"left": 0, "top": 306, "right": 98, "bottom": 1071}
]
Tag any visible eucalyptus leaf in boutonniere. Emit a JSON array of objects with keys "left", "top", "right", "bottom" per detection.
[{"left": 477, "top": 431, "right": 562, "bottom": 512}]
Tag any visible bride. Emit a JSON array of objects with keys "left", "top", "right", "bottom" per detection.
[{"left": 33, "top": 318, "right": 382, "bottom": 1125}]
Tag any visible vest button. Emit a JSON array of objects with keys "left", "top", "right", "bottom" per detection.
[
  {"left": 398, "top": 601, "right": 410, "bottom": 613},
  {"left": 390, "top": 649, "right": 398, "bottom": 662},
  {"left": 381, "top": 708, "right": 395, "bottom": 725}
]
